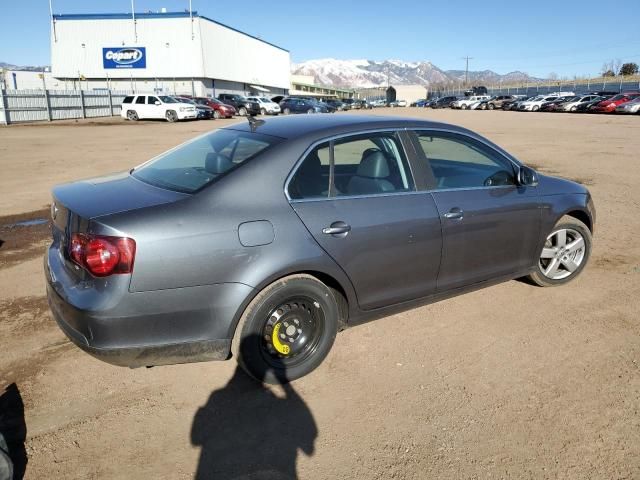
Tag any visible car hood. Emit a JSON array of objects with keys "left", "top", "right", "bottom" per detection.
[
  {"left": 536, "top": 173, "right": 588, "bottom": 196},
  {"left": 52, "top": 172, "right": 189, "bottom": 219}
]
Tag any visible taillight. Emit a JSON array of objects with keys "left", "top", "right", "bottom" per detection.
[{"left": 70, "top": 234, "right": 136, "bottom": 276}]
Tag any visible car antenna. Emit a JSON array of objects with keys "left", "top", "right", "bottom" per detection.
[{"left": 247, "top": 115, "right": 265, "bottom": 132}]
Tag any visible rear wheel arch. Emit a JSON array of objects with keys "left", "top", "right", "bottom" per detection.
[{"left": 229, "top": 269, "right": 353, "bottom": 340}]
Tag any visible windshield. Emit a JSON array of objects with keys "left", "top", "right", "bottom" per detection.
[
  {"left": 177, "top": 98, "right": 195, "bottom": 104},
  {"left": 159, "top": 96, "right": 178, "bottom": 103},
  {"left": 609, "top": 94, "right": 625, "bottom": 101},
  {"left": 260, "top": 97, "right": 271, "bottom": 103},
  {"left": 132, "top": 129, "right": 282, "bottom": 193}
]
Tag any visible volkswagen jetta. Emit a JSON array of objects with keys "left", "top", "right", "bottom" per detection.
[{"left": 45, "top": 115, "right": 595, "bottom": 383}]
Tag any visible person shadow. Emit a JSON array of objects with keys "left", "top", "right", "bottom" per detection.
[
  {"left": 0, "top": 383, "right": 27, "bottom": 480},
  {"left": 191, "top": 335, "right": 317, "bottom": 480}
]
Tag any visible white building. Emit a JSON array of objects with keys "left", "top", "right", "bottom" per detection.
[{"left": 50, "top": 11, "right": 290, "bottom": 96}]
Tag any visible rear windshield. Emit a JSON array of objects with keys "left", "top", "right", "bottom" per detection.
[{"left": 132, "top": 129, "right": 282, "bottom": 193}]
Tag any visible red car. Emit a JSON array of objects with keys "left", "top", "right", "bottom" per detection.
[
  {"left": 590, "top": 92, "right": 640, "bottom": 113},
  {"left": 192, "top": 97, "right": 237, "bottom": 118}
]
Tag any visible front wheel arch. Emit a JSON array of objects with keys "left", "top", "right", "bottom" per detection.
[{"left": 565, "top": 209, "right": 593, "bottom": 233}]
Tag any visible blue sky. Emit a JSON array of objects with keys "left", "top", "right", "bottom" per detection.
[{"left": 1, "top": 0, "right": 639, "bottom": 77}]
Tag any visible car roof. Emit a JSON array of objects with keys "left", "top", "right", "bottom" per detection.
[{"left": 221, "top": 114, "right": 469, "bottom": 139}]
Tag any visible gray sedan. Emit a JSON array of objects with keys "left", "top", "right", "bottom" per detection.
[{"left": 45, "top": 115, "right": 595, "bottom": 383}]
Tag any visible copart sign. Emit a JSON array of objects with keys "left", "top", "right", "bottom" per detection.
[{"left": 102, "top": 47, "right": 146, "bottom": 69}]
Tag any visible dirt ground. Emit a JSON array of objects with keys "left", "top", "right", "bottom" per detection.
[{"left": 0, "top": 110, "right": 639, "bottom": 479}]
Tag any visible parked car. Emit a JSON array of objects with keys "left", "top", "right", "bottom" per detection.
[
  {"left": 561, "top": 95, "right": 603, "bottom": 112},
  {"left": 539, "top": 96, "right": 576, "bottom": 112},
  {"left": 217, "top": 93, "right": 261, "bottom": 116},
  {"left": 192, "top": 97, "right": 236, "bottom": 119},
  {"left": 519, "top": 95, "right": 559, "bottom": 111},
  {"left": 485, "top": 95, "right": 517, "bottom": 110},
  {"left": 46, "top": 115, "right": 595, "bottom": 383},
  {"left": 453, "top": 95, "right": 490, "bottom": 110},
  {"left": 410, "top": 99, "right": 427, "bottom": 107},
  {"left": 501, "top": 95, "right": 528, "bottom": 111},
  {"left": 280, "top": 97, "right": 328, "bottom": 114},
  {"left": 247, "top": 96, "right": 281, "bottom": 116},
  {"left": 575, "top": 96, "right": 610, "bottom": 113},
  {"left": 121, "top": 95, "right": 197, "bottom": 122},
  {"left": 389, "top": 100, "right": 407, "bottom": 107},
  {"left": 431, "top": 96, "right": 459, "bottom": 109},
  {"left": 341, "top": 98, "right": 359, "bottom": 110},
  {"left": 325, "top": 99, "right": 347, "bottom": 111},
  {"left": 173, "top": 96, "right": 214, "bottom": 119},
  {"left": 370, "top": 99, "right": 388, "bottom": 107},
  {"left": 615, "top": 96, "right": 640, "bottom": 114},
  {"left": 590, "top": 92, "right": 640, "bottom": 113}
]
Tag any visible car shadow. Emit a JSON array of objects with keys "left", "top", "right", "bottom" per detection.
[
  {"left": 0, "top": 383, "right": 27, "bottom": 480},
  {"left": 191, "top": 336, "right": 317, "bottom": 480}
]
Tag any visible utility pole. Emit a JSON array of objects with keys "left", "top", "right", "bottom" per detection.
[{"left": 462, "top": 56, "right": 473, "bottom": 86}]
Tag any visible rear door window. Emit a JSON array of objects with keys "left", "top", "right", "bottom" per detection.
[
  {"left": 289, "top": 132, "right": 414, "bottom": 200},
  {"left": 135, "top": 96, "right": 146, "bottom": 104}
]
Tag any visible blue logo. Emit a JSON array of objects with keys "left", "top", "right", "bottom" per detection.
[{"left": 103, "top": 47, "right": 146, "bottom": 69}]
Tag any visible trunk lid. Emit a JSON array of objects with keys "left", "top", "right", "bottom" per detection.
[
  {"left": 52, "top": 171, "right": 189, "bottom": 220},
  {"left": 50, "top": 172, "right": 189, "bottom": 279}
]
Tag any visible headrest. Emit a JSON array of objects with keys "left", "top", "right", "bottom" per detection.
[
  {"left": 205, "top": 153, "right": 233, "bottom": 175},
  {"left": 299, "top": 150, "right": 322, "bottom": 175},
  {"left": 357, "top": 149, "right": 389, "bottom": 178}
]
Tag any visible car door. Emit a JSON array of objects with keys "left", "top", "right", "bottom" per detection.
[
  {"left": 410, "top": 130, "right": 540, "bottom": 291},
  {"left": 146, "top": 95, "right": 164, "bottom": 119},
  {"left": 288, "top": 130, "right": 442, "bottom": 310},
  {"left": 133, "top": 95, "right": 148, "bottom": 118}
]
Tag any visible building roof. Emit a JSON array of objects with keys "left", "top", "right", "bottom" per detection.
[{"left": 52, "top": 11, "right": 289, "bottom": 52}]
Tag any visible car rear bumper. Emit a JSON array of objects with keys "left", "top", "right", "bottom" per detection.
[{"left": 45, "top": 250, "right": 254, "bottom": 367}]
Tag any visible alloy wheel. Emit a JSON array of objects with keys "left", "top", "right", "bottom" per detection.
[
  {"left": 538, "top": 228, "right": 586, "bottom": 280},
  {"left": 165, "top": 110, "right": 177, "bottom": 122}
]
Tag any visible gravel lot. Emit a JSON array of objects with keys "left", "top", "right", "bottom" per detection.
[{"left": 0, "top": 109, "right": 639, "bottom": 479}]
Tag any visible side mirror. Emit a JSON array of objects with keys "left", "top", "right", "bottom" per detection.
[
  {"left": 518, "top": 166, "right": 539, "bottom": 187},
  {"left": 154, "top": 101, "right": 161, "bottom": 105}
]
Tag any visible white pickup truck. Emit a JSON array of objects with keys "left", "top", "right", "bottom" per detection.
[{"left": 452, "top": 95, "right": 490, "bottom": 109}]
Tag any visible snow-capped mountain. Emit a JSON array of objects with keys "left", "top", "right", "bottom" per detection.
[{"left": 291, "top": 58, "right": 541, "bottom": 88}]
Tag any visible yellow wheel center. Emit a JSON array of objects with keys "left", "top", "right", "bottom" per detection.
[{"left": 271, "top": 323, "right": 291, "bottom": 355}]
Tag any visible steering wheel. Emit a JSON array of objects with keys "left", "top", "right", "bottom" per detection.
[{"left": 484, "top": 170, "right": 513, "bottom": 187}]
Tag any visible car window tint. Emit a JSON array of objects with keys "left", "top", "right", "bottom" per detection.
[
  {"left": 147, "top": 96, "right": 158, "bottom": 104},
  {"left": 288, "top": 142, "right": 331, "bottom": 200},
  {"left": 122, "top": 96, "right": 134, "bottom": 104},
  {"left": 132, "top": 130, "right": 281, "bottom": 193},
  {"left": 135, "top": 96, "right": 146, "bottom": 104},
  {"left": 415, "top": 132, "right": 516, "bottom": 189},
  {"left": 218, "top": 137, "right": 271, "bottom": 164}
]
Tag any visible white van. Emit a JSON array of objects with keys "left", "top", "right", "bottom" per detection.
[{"left": 120, "top": 95, "right": 197, "bottom": 122}]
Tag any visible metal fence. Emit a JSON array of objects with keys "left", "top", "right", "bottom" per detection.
[{"left": 0, "top": 89, "right": 136, "bottom": 125}]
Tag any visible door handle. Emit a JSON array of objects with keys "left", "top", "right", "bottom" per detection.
[
  {"left": 443, "top": 208, "right": 464, "bottom": 220},
  {"left": 322, "top": 221, "right": 351, "bottom": 236}
]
